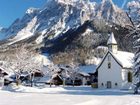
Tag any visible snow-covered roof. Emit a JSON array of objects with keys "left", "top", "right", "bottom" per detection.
[
  {"left": 78, "top": 72, "right": 90, "bottom": 77},
  {"left": 20, "top": 72, "right": 29, "bottom": 77},
  {"left": 79, "top": 65, "right": 97, "bottom": 74},
  {"left": 96, "top": 46, "right": 108, "bottom": 50},
  {"left": 36, "top": 76, "right": 51, "bottom": 83},
  {"left": 59, "top": 66, "right": 69, "bottom": 71},
  {"left": 97, "top": 51, "right": 134, "bottom": 69},
  {"left": 111, "top": 51, "right": 134, "bottom": 69},
  {"left": 4, "top": 76, "right": 14, "bottom": 81},
  {"left": 107, "top": 32, "right": 117, "bottom": 45},
  {"left": 0, "top": 66, "right": 14, "bottom": 76}
]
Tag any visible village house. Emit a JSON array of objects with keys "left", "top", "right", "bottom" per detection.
[
  {"left": 97, "top": 33, "right": 134, "bottom": 89},
  {"left": 0, "top": 67, "right": 13, "bottom": 87},
  {"left": 79, "top": 65, "right": 97, "bottom": 85}
]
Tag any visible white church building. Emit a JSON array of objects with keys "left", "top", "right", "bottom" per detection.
[{"left": 97, "top": 33, "right": 134, "bottom": 89}]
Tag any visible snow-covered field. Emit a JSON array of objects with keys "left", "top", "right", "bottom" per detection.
[{"left": 0, "top": 86, "right": 140, "bottom": 105}]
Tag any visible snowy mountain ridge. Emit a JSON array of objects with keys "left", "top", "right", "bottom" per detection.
[
  {"left": 0, "top": 27, "right": 3, "bottom": 31},
  {"left": 0, "top": 0, "right": 132, "bottom": 46},
  {"left": 26, "top": 7, "right": 40, "bottom": 14}
]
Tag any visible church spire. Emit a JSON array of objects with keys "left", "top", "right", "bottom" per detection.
[
  {"left": 107, "top": 32, "right": 118, "bottom": 53},
  {"left": 107, "top": 32, "right": 117, "bottom": 45}
]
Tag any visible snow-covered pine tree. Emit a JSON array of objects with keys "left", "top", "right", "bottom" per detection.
[{"left": 127, "top": 0, "right": 140, "bottom": 94}]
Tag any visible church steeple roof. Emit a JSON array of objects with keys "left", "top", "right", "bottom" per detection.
[{"left": 107, "top": 32, "right": 117, "bottom": 45}]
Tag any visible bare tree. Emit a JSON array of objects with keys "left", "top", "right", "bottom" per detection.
[
  {"left": 42, "top": 63, "right": 60, "bottom": 87},
  {"left": 2, "top": 45, "right": 43, "bottom": 86},
  {"left": 65, "top": 63, "right": 80, "bottom": 86}
]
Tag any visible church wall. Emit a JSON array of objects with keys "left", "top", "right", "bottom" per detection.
[
  {"left": 122, "top": 69, "right": 133, "bottom": 89},
  {"left": 98, "top": 53, "right": 123, "bottom": 89}
]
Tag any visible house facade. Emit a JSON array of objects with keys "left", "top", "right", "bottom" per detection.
[
  {"left": 79, "top": 65, "right": 97, "bottom": 85},
  {"left": 0, "top": 67, "right": 9, "bottom": 87},
  {"left": 97, "top": 33, "right": 134, "bottom": 89}
]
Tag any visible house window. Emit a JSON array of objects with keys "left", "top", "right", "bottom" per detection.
[
  {"left": 128, "top": 72, "right": 132, "bottom": 82},
  {"left": 101, "top": 83, "right": 104, "bottom": 86},
  {"left": 108, "top": 62, "right": 111, "bottom": 69}
]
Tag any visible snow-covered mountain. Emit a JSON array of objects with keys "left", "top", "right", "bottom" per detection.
[
  {"left": 0, "top": 27, "right": 7, "bottom": 40},
  {"left": 127, "top": 0, "right": 140, "bottom": 25},
  {"left": 96, "top": 0, "right": 132, "bottom": 27},
  {"left": 0, "top": 0, "right": 132, "bottom": 46}
]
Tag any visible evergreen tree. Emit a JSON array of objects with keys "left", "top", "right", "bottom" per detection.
[{"left": 127, "top": 0, "right": 140, "bottom": 94}]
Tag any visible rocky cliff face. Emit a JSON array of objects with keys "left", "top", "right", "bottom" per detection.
[
  {"left": 0, "top": 0, "right": 134, "bottom": 64},
  {"left": 0, "top": 0, "right": 132, "bottom": 45}
]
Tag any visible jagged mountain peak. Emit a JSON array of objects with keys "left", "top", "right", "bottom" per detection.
[
  {"left": 44, "top": 0, "right": 96, "bottom": 8},
  {"left": 102, "top": 0, "right": 113, "bottom": 3},
  {"left": 0, "top": 0, "right": 133, "bottom": 46},
  {"left": 101, "top": 0, "right": 120, "bottom": 10},
  {"left": 96, "top": 0, "right": 132, "bottom": 27},
  {"left": 45, "top": 0, "right": 77, "bottom": 6},
  {"left": 99, "top": 0, "right": 121, "bottom": 13},
  {"left": 0, "top": 27, "right": 3, "bottom": 31},
  {"left": 47, "top": 0, "right": 89, "bottom": 3},
  {"left": 26, "top": 7, "right": 39, "bottom": 14},
  {"left": 0, "top": 27, "right": 7, "bottom": 32}
]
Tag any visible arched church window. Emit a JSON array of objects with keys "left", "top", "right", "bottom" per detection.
[
  {"left": 101, "top": 83, "right": 104, "bottom": 86},
  {"left": 128, "top": 72, "right": 132, "bottom": 82}
]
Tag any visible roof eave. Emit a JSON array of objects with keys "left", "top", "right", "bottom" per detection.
[{"left": 96, "top": 51, "right": 123, "bottom": 71}]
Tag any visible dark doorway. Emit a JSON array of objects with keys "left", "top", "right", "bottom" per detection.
[{"left": 107, "top": 81, "right": 112, "bottom": 88}]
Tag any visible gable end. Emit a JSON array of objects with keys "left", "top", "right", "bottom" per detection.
[{"left": 96, "top": 51, "right": 123, "bottom": 71}]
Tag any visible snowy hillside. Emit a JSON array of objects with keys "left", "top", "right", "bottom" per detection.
[{"left": 0, "top": 0, "right": 132, "bottom": 45}]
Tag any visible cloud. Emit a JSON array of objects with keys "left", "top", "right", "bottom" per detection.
[{"left": 121, "top": 0, "right": 127, "bottom": 9}]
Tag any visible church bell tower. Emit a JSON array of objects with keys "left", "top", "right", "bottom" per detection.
[{"left": 107, "top": 32, "right": 118, "bottom": 54}]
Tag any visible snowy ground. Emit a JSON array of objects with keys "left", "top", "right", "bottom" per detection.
[{"left": 0, "top": 86, "right": 140, "bottom": 105}]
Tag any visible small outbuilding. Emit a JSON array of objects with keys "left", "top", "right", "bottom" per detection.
[
  {"left": 79, "top": 65, "right": 97, "bottom": 85},
  {"left": 0, "top": 67, "right": 10, "bottom": 87}
]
